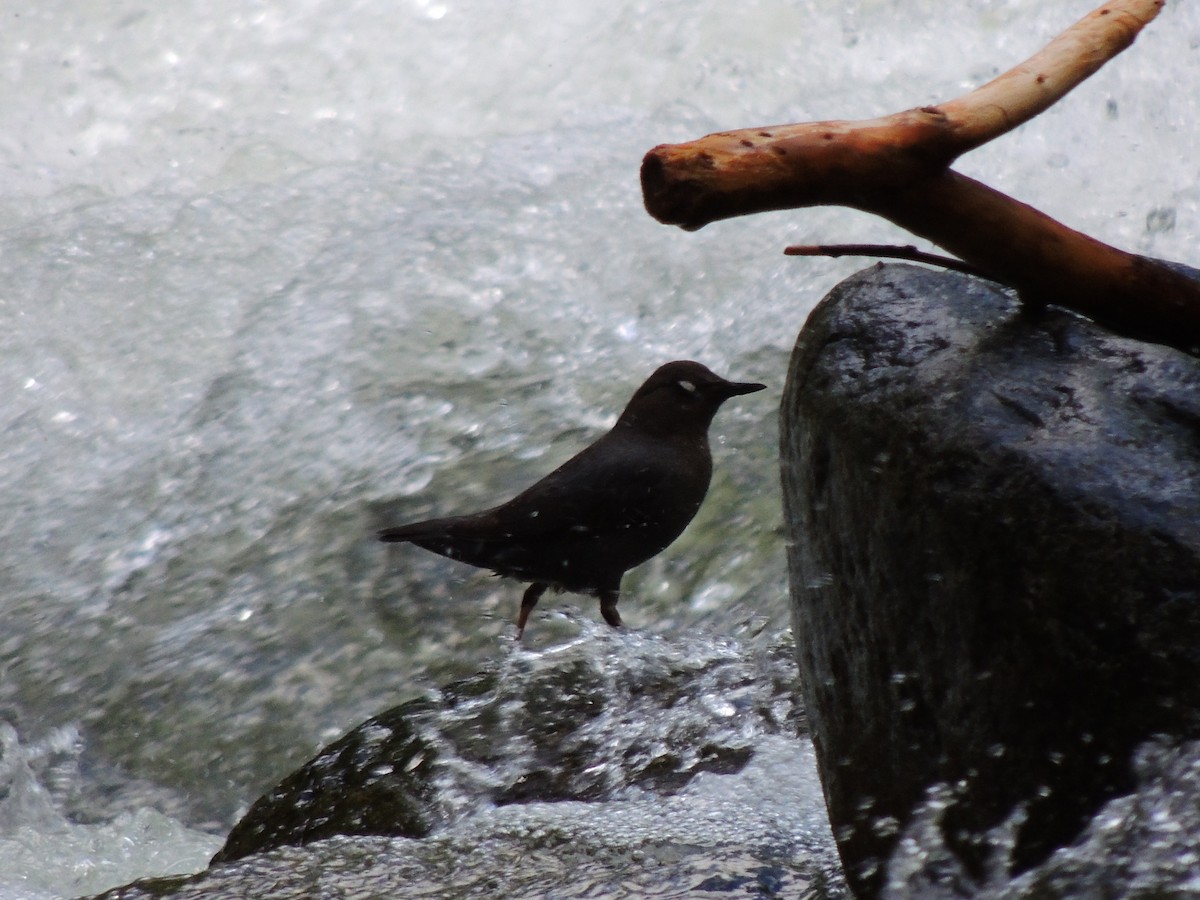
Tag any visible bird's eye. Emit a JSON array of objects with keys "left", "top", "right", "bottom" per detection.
[{"left": 677, "top": 380, "right": 697, "bottom": 394}]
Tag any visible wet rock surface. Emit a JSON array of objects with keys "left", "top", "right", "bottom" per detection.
[
  {"left": 780, "top": 263, "right": 1200, "bottom": 896},
  {"left": 211, "top": 695, "right": 444, "bottom": 865},
  {"left": 212, "top": 638, "right": 789, "bottom": 865},
  {"left": 97, "top": 629, "right": 835, "bottom": 897}
]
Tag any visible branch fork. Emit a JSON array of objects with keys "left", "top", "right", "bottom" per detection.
[{"left": 642, "top": 1, "right": 1200, "bottom": 350}]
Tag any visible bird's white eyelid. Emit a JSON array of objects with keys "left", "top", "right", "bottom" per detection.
[{"left": 678, "top": 380, "right": 697, "bottom": 393}]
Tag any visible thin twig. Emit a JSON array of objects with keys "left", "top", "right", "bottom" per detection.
[{"left": 783, "top": 243, "right": 1003, "bottom": 283}]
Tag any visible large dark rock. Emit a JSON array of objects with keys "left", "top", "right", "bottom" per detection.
[{"left": 780, "top": 264, "right": 1200, "bottom": 897}]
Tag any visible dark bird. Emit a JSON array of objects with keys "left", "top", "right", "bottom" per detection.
[{"left": 378, "top": 360, "right": 766, "bottom": 637}]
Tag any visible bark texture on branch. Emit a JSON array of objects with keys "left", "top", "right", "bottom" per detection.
[{"left": 641, "top": 0, "right": 1200, "bottom": 351}]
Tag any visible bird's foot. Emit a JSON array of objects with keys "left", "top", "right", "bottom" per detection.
[
  {"left": 515, "top": 582, "right": 548, "bottom": 639},
  {"left": 599, "top": 592, "right": 623, "bottom": 628}
]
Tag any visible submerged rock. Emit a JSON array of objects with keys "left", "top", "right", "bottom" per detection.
[
  {"left": 211, "top": 692, "right": 445, "bottom": 865},
  {"left": 92, "top": 632, "right": 834, "bottom": 898},
  {"left": 780, "top": 264, "right": 1200, "bottom": 896},
  {"left": 207, "top": 629, "right": 801, "bottom": 866}
]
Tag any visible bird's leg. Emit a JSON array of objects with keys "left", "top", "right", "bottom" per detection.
[
  {"left": 599, "top": 590, "right": 623, "bottom": 628},
  {"left": 516, "top": 582, "right": 548, "bottom": 639}
]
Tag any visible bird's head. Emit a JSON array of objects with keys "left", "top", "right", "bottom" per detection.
[{"left": 615, "top": 360, "right": 766, "bottom": 437}]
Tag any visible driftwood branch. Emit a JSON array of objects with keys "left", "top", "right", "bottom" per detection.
[{"left": 641, "top": 0, "right": 1200, "bottom": 351}]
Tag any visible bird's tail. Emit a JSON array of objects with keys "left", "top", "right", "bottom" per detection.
[
  {"left": 378, "top": 516, "right": 496, "bottom": 569},
  {"left": 378, "top": 521, "right": 435, "bottom": 543},
  {"left": 378, "top": 515, "right": 484, "bottom": 544}
]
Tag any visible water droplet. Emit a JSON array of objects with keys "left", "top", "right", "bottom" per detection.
[{"left": 1146, "top": 207, "right": 1176, "bottom": 235}]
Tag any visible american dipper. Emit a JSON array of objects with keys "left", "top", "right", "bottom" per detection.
[{"left": 378, "top": 360, "right": 765, "bottom": 637}]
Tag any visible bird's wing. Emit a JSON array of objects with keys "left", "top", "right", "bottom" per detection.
[
  {"left": 376, "top": 444, "right": 662, "bottom": 547},
  {"left": 487, "top": 430, "right": 707, "bottom": 539},
  {"left": 381, "top": 431, "right": 708, "bottom": 547}
]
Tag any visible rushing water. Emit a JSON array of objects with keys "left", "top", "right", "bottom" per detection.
[{"left": 1, "top": 1, "right": 1197, "bottom": 896}]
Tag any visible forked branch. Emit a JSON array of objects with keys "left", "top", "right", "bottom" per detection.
[{"left": 641, "top": 0, "right": 1200, "bottom": 350}]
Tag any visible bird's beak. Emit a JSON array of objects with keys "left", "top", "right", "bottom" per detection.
[{"left": 719, "top": 380, "right": 767, "bottom": 398}]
